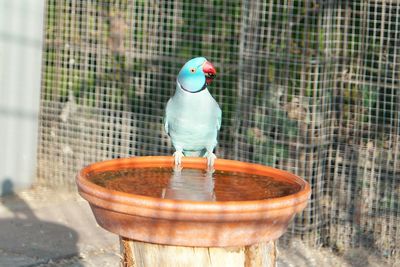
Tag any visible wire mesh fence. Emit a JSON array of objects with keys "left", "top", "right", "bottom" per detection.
[{"left": 37, "top": 0, "right": 399, "bottom": 263}]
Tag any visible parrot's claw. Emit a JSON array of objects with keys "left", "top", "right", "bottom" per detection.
[
  {"left": 173, "top": 151, "right": 184, "bottom": 166},
  {"left": 205, "top": 152, "right": 217, "bottom": 167}
]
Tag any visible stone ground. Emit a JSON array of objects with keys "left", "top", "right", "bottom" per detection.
[{"left": 0, "top": 186, "right": 393, "bottom": 267}]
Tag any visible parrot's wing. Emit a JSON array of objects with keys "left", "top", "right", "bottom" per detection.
[
  {"left": 216, "top": 106, "right": 222, "bottom": 130},
  {"left": 164, "top": 98, "right": 172, "bottom": 134}
]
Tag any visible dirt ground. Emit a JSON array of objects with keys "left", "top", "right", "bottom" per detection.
[{"left": 0, "top": 186, "right": 395, "bottom": 267}]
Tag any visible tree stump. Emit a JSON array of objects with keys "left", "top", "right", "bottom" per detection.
[{"left": 120, "top": 237, "right": 276, "bottom": 267}]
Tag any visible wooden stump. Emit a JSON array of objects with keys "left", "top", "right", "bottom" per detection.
[{"left": 120, "top": 237, "right": 276, "bottom": 267}]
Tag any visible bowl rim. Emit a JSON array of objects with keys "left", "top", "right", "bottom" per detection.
[{"left": 76, "top": 156, "right": 311, "bottom": 214}]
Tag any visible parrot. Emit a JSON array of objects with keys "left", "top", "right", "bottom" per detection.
[{"left": 164, "top": 57, "right": 221, "bottom": 167}]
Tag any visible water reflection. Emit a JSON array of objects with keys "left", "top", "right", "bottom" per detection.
[{"left": 162, "top": 168, "right": 215, "bottom": 201}]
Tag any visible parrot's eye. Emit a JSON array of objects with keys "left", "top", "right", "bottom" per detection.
[{"left": 190, "top": 68, "right": 196, "bottom": 73}]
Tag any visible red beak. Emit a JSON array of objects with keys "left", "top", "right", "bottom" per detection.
[{"left": 203, "top": 61, "right": 216, "bottom": 85}]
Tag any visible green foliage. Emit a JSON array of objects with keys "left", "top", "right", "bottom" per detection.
[{"left": 42, "top": 1, "right": 398, "bottom": 160}]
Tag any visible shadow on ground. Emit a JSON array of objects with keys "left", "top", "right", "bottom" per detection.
[{"left": 0, "top": 179, "right": 83, "bottom": 266}]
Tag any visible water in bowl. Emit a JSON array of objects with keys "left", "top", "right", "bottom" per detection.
[{"left": 90, "top": 167, "right": 300, "bottom": 202}]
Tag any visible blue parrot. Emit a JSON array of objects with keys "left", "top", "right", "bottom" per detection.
[{"left": 164, "top": 57, "right": 221, "bottom": 166}]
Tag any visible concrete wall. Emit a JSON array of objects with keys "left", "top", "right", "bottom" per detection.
[{"left": 0, "top": 1, "right": 44, "bottom": 195}]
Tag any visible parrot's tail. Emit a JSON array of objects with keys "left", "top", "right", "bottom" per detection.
[{"left": 183, "top": 149, "right": 207, "bottom": 157}]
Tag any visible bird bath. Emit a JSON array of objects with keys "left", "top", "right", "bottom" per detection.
[{"left": 76, "top": 156, "right": 310, "bottom": 266}]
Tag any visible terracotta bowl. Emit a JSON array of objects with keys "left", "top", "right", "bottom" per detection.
[{"left": 76, "top": 156, "right": 310, "bottom": 247}]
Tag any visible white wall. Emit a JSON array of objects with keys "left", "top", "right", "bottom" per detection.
[{"left": 0, "top": 0, "right": 44, "bottom": 195}]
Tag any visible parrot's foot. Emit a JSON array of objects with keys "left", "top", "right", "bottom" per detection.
[
  {"left": 205, "top": 151, "right": 217, "bottom": 167},
  {"left": 173, "top": 151, "right": 184, "bottom": 166}
]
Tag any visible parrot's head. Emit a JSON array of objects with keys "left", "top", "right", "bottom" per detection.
[{"left": 177, "top": 57, "right": 216, "bottom": 93}]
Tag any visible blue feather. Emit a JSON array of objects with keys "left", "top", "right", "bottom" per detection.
[{"left": 164, "top": 57, "right": 221, "bottom": 166}]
